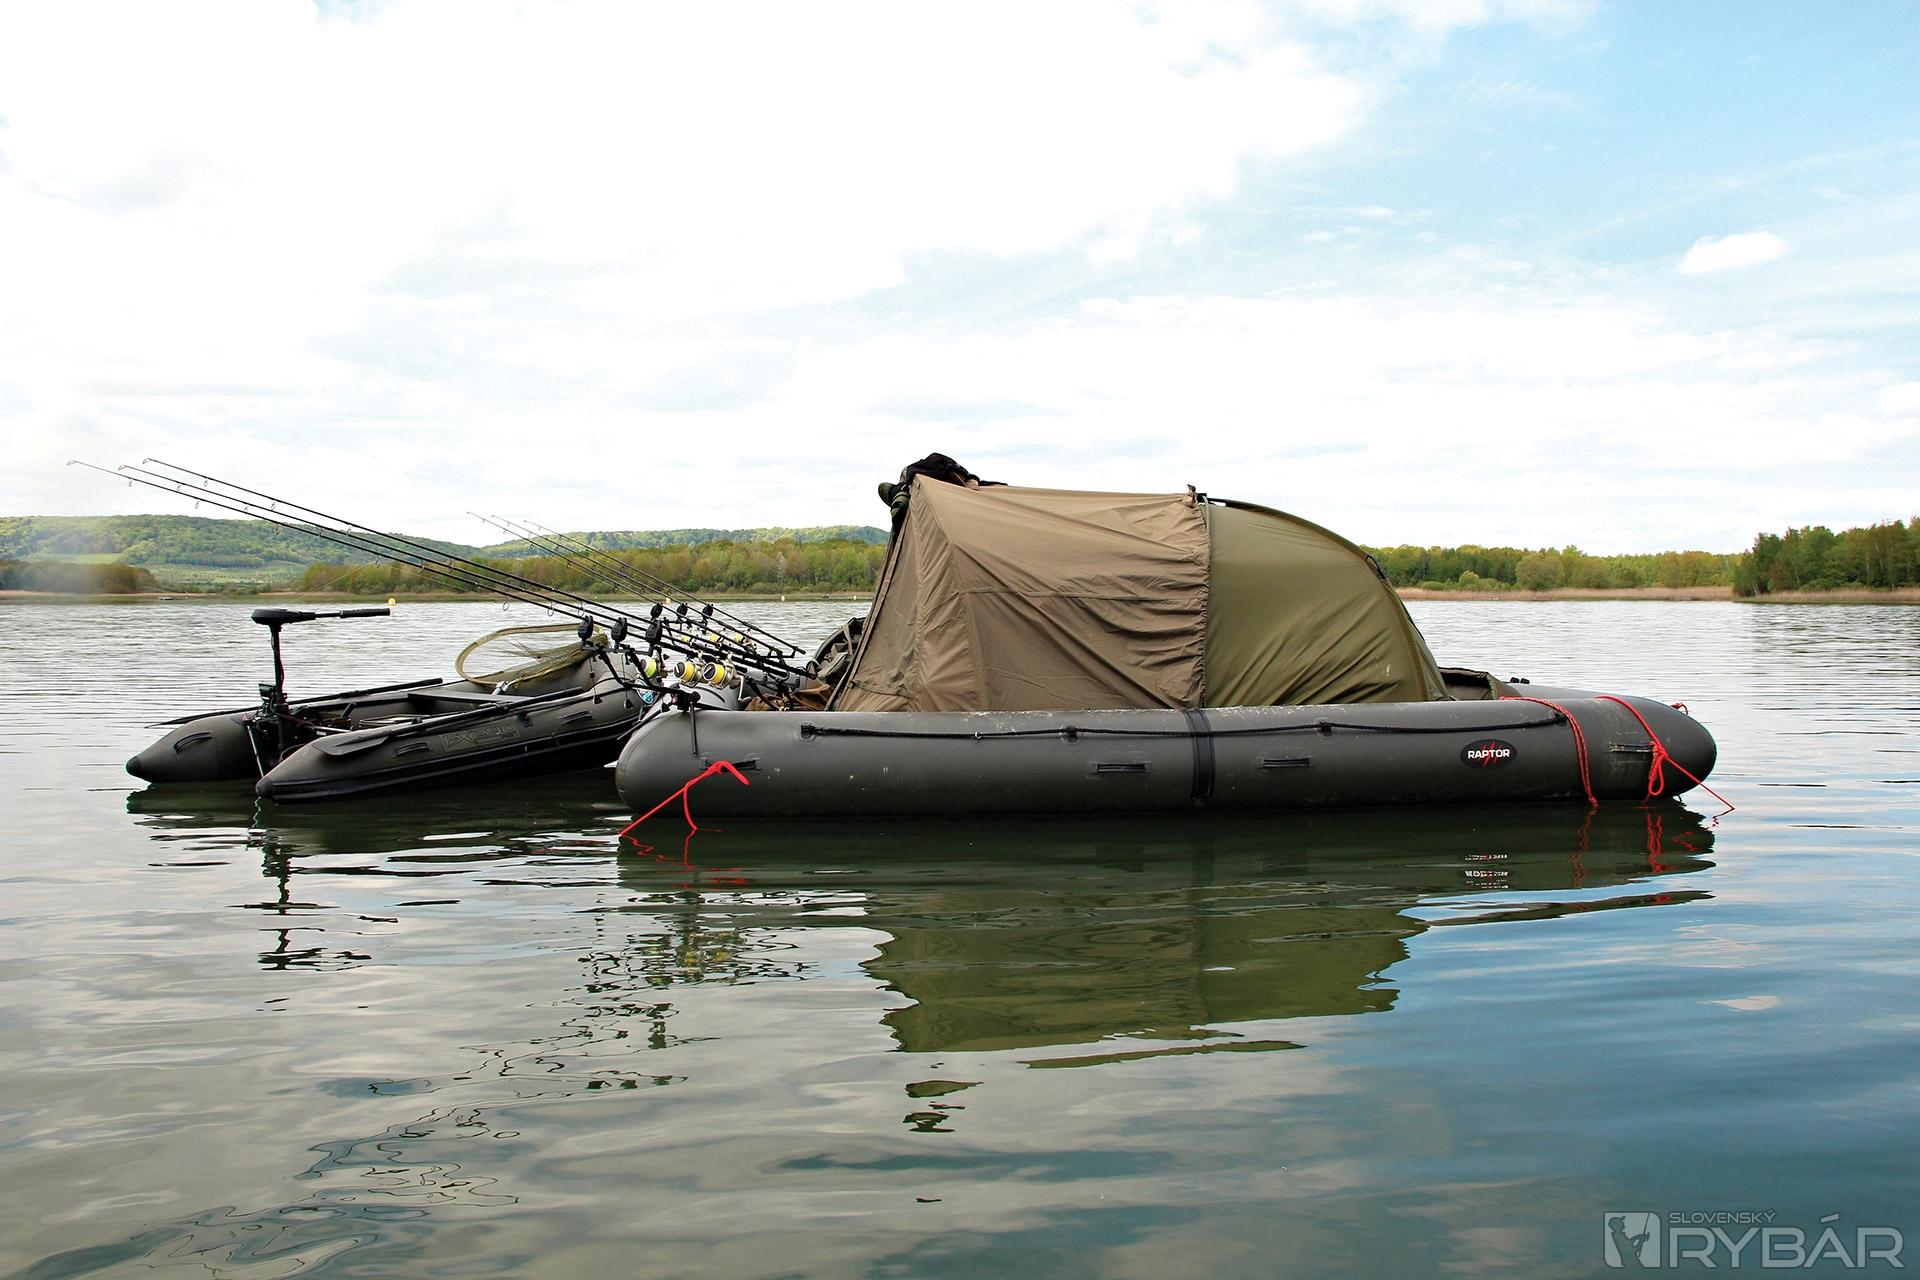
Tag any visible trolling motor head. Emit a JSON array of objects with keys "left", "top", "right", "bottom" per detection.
[
  {"left": 250, "top": 604, "right": 392, "bottom": 701},
  {"left": 247, "top": 604, "right": 391, "bottom": 762}
]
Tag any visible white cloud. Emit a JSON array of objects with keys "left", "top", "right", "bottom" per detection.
[
  {"left": 743, "top": 280, "right": 1911, "bottom": 551},
  {"left": 2, "top": 0, "right": 1909, "bottom": 559},
  {"left": 0, "top": 1, "right": 1367, "bottom": 327},
  {"left": 1879, "top": 383, "right": 1920, "bottom": 417},
  {"left": 1677, "top": 231, "right": 1789, "bottom": 275},
  {"left": 0, "top": 0, "right": 1386, "bottom": 517}
]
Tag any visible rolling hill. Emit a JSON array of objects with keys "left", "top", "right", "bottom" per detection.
[{"left": 0, "top": 515, "right": 888, "bottom": 588}]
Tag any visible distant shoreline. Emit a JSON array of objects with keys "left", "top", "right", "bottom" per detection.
[
  {"left": 0, "top": 588, "right": 875, "bottom": 604},
  {"left": 6, "top": 586, "right": 1919, "bottom": 605},
  {"left": 1396, "top": 586, "right": 1920, "bottom": 603}
]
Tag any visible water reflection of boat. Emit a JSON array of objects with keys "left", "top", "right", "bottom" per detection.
[
  {"left": 130, "top": 784, "right": 1714, "bottom": 1053},
  {"left": 83, "top": 796, "right": 1712, "bottom": 1278},
  {"left": 614, "top": 805, "right": 1714, "bottom": 1056},
  {"left": 125, "top": 770, "right": 626, "bottom": 859}
]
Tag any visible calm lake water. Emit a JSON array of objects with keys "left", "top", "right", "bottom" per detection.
[{"left": 1, "top": 599, "right": 1916, "bottom": 1278}]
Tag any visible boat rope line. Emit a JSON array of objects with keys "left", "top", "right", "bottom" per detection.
[
  {"left": 619, "top": 759, "right": 752, "bottom": 837},
  {"left": 787, "top": 710, "right": 1566, "bottom": 740},
  {"left": 1597, "top": 695, "right": 1736, "bottom": 816},
  {"left": 1500, "top": 694, "right": 1596, "bottom": 806},
  {"left": 794, "top": 713, "right": 1568, "bottom": 742}
]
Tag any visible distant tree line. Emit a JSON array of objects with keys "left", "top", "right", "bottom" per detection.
[
  {"left": 297, "top": 537, "right": 1752, "bottom": 599},
  {"left": 1366, "top": 545, "right": 1737, "bottom": 591},
  {"left": 296, "top": 538, "right": 890, "bottom": 595},
  {"left": 0, "top": 515, "right": 353, "bottom": 569},
  {"left": 0, "top": 515, "right": 889, "bottom": 578},
  {"left": 485, "top": 525, "right": 889, "bottom": 553},
  {"left": 22, "top": 511, "right": 1914, "bottom": 599},
  {"left": 1732, "top": 519, "right": 1920, "bottom": 595},
  {"left": 0, "top": 558, "right": 161, "bottom": 593}
]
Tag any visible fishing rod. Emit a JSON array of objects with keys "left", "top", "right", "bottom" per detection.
[
  {"left": 465, "top": 513, "right": 738, "bottom": 662},
  {"left": 502, "top": 516, "right": 797, "bottom": 656},
  {"left": 105, "top": 461, "right": 807, "bottom": 691},
  {"left": 74, "top": 460, "right": 812, "bottom": 687},
  {"left": 507, "top": 516, "right": 798, "bottom": 657},
  {"left": 132, "top": 458, "right": 783, "bottom": 672},
  {"left": 94, "top": 461, "right": 614, "bottom": 620},
  {"left": 138, "top": 457, "right": 655, "bottom": 626},
  {"left": 472, "top": 512, "right": 799, "bottom": 658}
]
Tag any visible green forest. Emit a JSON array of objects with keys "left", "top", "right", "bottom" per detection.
[
  {"left": 5, "top": 511, "right": 1916, "bottom": 598},
  {"left": 0, "top": 559, "right": 160, "bottom": 594},
  {"left": 0, "top": 515, "right": 885, "bottom": 579},
  {"left": 1368, "top": 544, "right": 1736, "bottom": 591},
  {"left": 1732, "top": 519, "right": 1920, "bottom": 595},
  {"left": 295, "top": 538, "right": 888, "bottom": 596},
  {"left": 1332, "top": 518, "right": 1920, "bottom": 595},
  {"left": 0, "top": 515, "right": 890, "bottom": 593},
  {"left": 482, "top": 526, "right": 887, "bottom": 554},
  {"left": 0, "top": 515, "right": 473, "bottom": 588}
]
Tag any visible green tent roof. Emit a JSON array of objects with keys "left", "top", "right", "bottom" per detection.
[{"left": 835, "top": 478, "right": 1447, "bottom": 712}]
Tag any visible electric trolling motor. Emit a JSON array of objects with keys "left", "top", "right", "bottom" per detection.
[{"left": 249, "top": 605, "right": 391, "bottom": 767}]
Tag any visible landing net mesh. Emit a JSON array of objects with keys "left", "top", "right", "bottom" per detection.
[{"left": 455, "top": 624, "right": 603, "bottom": 689}]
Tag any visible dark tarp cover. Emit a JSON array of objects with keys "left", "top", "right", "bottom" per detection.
[
  {"left": 833, "top": 477, "right": 1447, "bottom": 712},
  {"left": 1203, "top": 500, "right": 1447, "bottom": 706},
  {"left": 836, "top": 481, "right": 1209, "bottom": 712}
]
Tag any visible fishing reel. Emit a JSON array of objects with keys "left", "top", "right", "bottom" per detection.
[{"left": 671, "top": 658, "right": 734, "bottom": 688}]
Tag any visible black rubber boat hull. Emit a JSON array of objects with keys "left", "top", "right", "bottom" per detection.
[
  {"left": 612, "top": 687, "right": 1716, "bottom": 818},
  {"left": 255, "top": 685, "right": 650, "bottom": 803},
  {"left": 127, "top": 712, "right": 258, "bottom": 783},
  {"left": 129, "top": 663, "right": 660, "bottom": 802}
]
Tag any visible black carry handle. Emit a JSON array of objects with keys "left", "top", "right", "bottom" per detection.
[{"left": 251, "top": 606, "right": 391, "bottom": 626}]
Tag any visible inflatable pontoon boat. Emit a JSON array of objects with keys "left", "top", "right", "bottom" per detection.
[
  {"left": 130, "top": 609, "right": 659, "bottom": 802},
  {"left": 615, "top": 474, "right": 1718, "bottom": 818}
]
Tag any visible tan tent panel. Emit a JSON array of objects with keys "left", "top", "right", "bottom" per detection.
[
  {"left": 1202, "top": 500, "right": 1447, "bottom": 707},
  {"left": 834, "top": 478, "right": 1449, "bottom": 713},
  {"left": 835, "top": 480, "right": 1209, "bottom": 711}
]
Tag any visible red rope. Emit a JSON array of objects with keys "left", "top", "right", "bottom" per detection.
[
  {"left": 1596, "top": 695, "right": 1735, "bottom": 815},
  {"left": 1501, "top": 695, "right": 1595, "bottom": 806},
  {"left": 619, "top": 760, "right": 751, "bottom": 838}
]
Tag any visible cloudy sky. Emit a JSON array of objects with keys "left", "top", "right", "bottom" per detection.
[{"left": 4, "top": 0, "right": 1915, "bottom": 551}]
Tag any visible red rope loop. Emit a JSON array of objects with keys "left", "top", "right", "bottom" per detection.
[
  {"left": 1500, "top": 694, "right": 1595, "bottom": 807},
  {"left": 1595, "top": 695, "right": 1734, "bottom": 815},
  {"left": 619, "top": 759, "right": 751, "bottom": 839}
]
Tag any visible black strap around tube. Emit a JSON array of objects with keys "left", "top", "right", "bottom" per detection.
[{"left": 1182, "top": 708, "right": 1215, "bottom": 800}]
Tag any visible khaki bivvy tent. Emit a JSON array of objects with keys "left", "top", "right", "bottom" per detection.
[{"left": 832, "top": 478, "right": 1450, "bottom": 713}]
